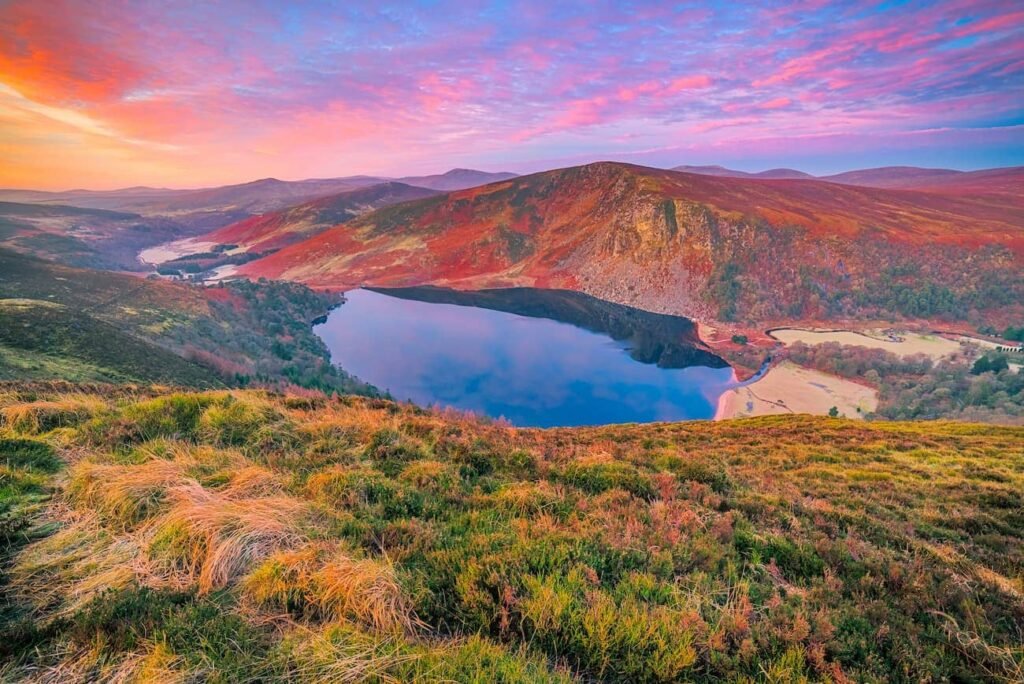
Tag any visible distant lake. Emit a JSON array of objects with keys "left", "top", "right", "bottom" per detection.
[{"left": 314, "top": 287, "right": 737, "bottom": 427}]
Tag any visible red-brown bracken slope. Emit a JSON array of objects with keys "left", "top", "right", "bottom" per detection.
[
  {"left": 197, "top": 182, "right": 440, "bottom": 253},
  {"left": 241, "top": 162, "right": 1024, "bottom": 321},
  {"left": 821, "top": 165, "right": 1024, "bottom": 195}
]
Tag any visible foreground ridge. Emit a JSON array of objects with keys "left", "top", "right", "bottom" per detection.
[{"left": 1, "top": 384, "right": 1021, "bottom": 682}]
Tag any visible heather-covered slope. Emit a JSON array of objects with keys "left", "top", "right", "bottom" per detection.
[
  {"left": 195, "top": 182, "right": 441, "bottom": 254},
  {"left": 242, "top": 162, "right": 1024, "bottom": 324},
  {"left": 0, "top": 385, "right": 1021, "bottom": 681},
  {"left": 821, "top": 166, "right": 1024, "bottom": 196}
]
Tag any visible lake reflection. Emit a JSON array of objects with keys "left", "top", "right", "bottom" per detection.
[{"left": 315, "top": 288, "right": 737, "bottom": 427}]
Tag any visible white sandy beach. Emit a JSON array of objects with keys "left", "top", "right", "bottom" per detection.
[{"left": 716, "top": 361, "right": 878, "bottom": 420}]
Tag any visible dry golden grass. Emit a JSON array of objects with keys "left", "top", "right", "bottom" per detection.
[
  {"left": 397, "top": 459, "right": 450, "bottom": 489},
  {"left": 312, "top": 555, "right": 415, "bottom": 633},
  {"left": 18, "top": 442, "right": 308, "bottom": 612},
  {"left": 65, "top": 441, "right": 258, "bottom": 529},
  {"left": 245, "top": 544, "right": 417, "bottom": 634},
  {"left": 274, "top": 622, "right": 413, "bottom": 684},
  {"left": 146, "top": 482, "right": 308, "bottom": 593},
  {"left": 1, "top": 395, "right": 106, "bottom": 434},
  {"left": 492, "top": 480, "right": 563, "bottom": 515},
  {"left": 245, "top": 545, "right": 322, "bottom": 611},
  {"left": 3, "top": 642, "right": 192, "bottom": 684},
  {"left": 6, "top": 387, "right": 1023, "bottom": 682},
  {"left": 219, "top": 463, "right": 286, "bottom": 498},
  {"left": 125, "top": 644, "right": 191, "bottom": 684},
  {"left": 67, "top": 459, "right": 186, "bottom": 530},
  {"left": 13, "top": 511, "right": 142, "bottom": 616}
]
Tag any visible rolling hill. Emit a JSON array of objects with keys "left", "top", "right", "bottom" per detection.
[
  {"left": 183, "top": 182, "right": 441, "bottom": 255},
  {"left": 820, "top": 166, "right": 1024, "bottom": 196},
  {"left": 240, "top": 161, "right": 1024, "bottom": 324},
  {"left": 0, "top": 200, "right": 202, "bottom": 271},
  {"left": 672, "top": 164, "right": 815, "bottom": 180}
]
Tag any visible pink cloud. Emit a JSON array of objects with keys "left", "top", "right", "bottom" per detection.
[
  {"left": 0, "top": 0, "right": 1020, "bottom": 189},
  {"left": 759, "top": 97, "right": 791, "bottom": 110},
  {"left": 670, "top": 75, "right": 713, "bottom": 90}
]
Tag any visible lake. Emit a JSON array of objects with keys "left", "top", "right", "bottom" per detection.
[{"left": 314, "top": 287, "right": 738, "bottom": 427}]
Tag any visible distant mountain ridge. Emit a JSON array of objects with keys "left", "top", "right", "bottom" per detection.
[
  {"left": 393, "top": 168, "right": 518, "bottom": 191},
  {"left": 5, "top": 164, "right": 1018, "bottom": 219},
  {"left": 672, "top": 165, "right": 814, "bottom": 180},
  {"left": 819, "top": 166, "right": 1024, "bottom": 195},
  {"left": 0, "top": 168, "right": 518, "bottom": 213},
  {"left": 672, "top": 163, "right": 1024, "bottom": 195}
]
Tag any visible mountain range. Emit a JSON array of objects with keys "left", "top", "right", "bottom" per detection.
[
  {"left": 2, "top": 160, "right": 1021, "bottom": 326},
  {"left": 674, "top": 163, "right": 1024, "bottom": 196},
  {"left": 0, "top": 168, "right": 517, "bottom": 215}
]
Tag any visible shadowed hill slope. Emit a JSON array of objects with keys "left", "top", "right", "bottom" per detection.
[
  {"left": 0, "top": 250, "right": 369, "bottom": 393},
  {"left": 372, "top": 285, "right": 727, "bottom": 369}
]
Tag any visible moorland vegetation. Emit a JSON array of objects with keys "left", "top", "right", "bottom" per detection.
[{"left": 0, "top": 384, "right": 1021, "bottom": 682}]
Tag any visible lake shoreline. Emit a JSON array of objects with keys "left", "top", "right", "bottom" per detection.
[{"left": 317, "top": 288, "right": 734, "bottom": 427}]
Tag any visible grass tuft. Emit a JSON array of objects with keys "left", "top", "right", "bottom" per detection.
[{"left": 1, "top": 396, "right": 105, "bottom": 434}]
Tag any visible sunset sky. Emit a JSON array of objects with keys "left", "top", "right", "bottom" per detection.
[{"left": 1, "top": 0, "right": 1022, "bottom": 190}]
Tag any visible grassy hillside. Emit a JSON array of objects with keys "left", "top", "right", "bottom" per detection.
[
  {"left": 0, "top": 249, "right": 371, "bottom": 394},
  {"left": 1, "top": 384, "right": 1020, "bottom": 682},
  {"left": 0, "top": 299, "right": 215, "bottom": 386}
]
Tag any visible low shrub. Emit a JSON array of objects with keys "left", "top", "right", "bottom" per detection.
[
  {"left": 123, "top": 393, "right": 218, "bottom": 441},
  {"left": 0, "top": 437, "right": 62, "bottom": 472},
  {"left": 559, "top": 456, "right": 654, "bottom": 499},
  {"left": 364, "top": 428, "right": 428, "bottom": 476},
  {"left": 198, "top": 394, "right": 294, "bottom": 450}
]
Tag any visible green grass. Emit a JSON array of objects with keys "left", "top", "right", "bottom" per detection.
[
  {"left": 0, "top": 385, "right": 1021, "bottom": 682},
  {"left": 0, "top": 299, "right": 218, "bottom": 387}
]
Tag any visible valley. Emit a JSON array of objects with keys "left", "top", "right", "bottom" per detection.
[
  {"left": 117, "top": 160, "right": 1023, "bottom": 425},
  {"left": 3, "top": 2, "right": 1024, "bottom": 680}
]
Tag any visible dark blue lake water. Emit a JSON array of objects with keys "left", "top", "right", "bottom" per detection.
[{"left": 314, "top": 288, "right": 737, "bottom": 427}]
